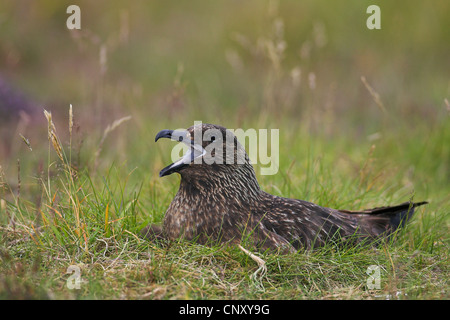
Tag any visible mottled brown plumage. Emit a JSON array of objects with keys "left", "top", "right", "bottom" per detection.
[{"left": 142, "top": 123, "right": 427, "bottom": 253}]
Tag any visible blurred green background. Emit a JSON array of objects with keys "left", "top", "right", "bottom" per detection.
[{"left": 0, "top": 0, "right": 449, "bottom": 206}]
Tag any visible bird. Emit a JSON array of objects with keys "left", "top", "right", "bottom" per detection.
[{"left": 142, "top": 123, "right": 427, "bottom": 253}]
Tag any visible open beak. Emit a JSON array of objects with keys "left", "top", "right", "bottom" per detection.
[{"left": 155, "top": 129, "right": 206, "bottom": 177}]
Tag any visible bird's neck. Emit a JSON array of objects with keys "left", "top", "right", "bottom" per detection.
[
  {"left": 178, "top": 163, "right": 262, "bottom": 205},
  {"left": 164, "top": 163, "right": 265, "bottom": 241}
]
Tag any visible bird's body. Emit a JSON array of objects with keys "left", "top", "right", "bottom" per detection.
[{"left": 143, "top": 124, "right": 426, "bottom": 253}]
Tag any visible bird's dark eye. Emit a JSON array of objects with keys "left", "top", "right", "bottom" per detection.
[
  {"left": 211, "top": 136, "right": 216, "bottom": 141},
  {"left": 178, "top": 136, "right": 183, "bottom": 142}
]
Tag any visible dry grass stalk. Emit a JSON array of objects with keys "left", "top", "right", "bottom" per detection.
[
  {"left": 238, "top": 244, "right": 267, "bottom": 291},
  {"left": 361, "top": 76, "right": 387, "bottom": 114},
  {"left": 19, "top": 134, "right": 32, "bottom": 151},
  {"left": 94, "top": 115, "right": 132, "bottom": 168},
  {"left": 43, "top": 109, "right": 64, "bottom": 162},
  {"left": 69, "top": 104, "right": 73, "bottom": 137}
]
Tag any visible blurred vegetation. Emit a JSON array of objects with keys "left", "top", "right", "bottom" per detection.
[
  {"left": 0, "top": 1, "right": 448, "bottom": 299},
  {"left": 0, "top": 0, "right": 448, "bottom": 174}
]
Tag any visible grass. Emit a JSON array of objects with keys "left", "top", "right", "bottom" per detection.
[
  {"left": 1, "top": 106, "right": 447, "bottom": 300},
  {"left": 0, "top": 1, "right": 449, "bottom": 300}
]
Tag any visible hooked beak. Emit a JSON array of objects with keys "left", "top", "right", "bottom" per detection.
[{"left": 155, "top": 129, "right": 206, "bottom": 177}]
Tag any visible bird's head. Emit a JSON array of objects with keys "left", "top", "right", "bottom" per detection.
[{"left": 155, "top": 123, "right": 250, "bottom": 178}]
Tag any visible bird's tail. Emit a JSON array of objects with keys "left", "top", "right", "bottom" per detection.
[
  {"left": 388, "top": 201, "right": 428, "bottom": 229},
  {"left": 339, "top": 201, "right": 428, "bottom": 237}
]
